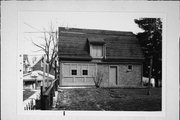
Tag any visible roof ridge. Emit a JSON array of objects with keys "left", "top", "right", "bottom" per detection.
[
  {"left": 23, "top": 70, "right": 55, "bottom": 78},
  {"left": 59, "top": 27, "right": 134, "bottom": 36}
]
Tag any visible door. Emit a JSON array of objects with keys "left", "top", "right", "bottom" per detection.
[{"left": 109, "top": 66, "right": 117, "bottom": 86}]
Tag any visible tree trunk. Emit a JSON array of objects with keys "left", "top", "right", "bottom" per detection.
[{"left": 147, "top": 56, "right": 153, "bottom": 95}]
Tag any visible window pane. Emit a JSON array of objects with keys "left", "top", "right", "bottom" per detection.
[
  {"left": 96, "top": 46, "right": 102, "bottom": 57},
  {"left": 72, "top": 70, "right": 77, "bottom": 75},
  {"left": 82, "top": 70, "right": 88, "bottom": 75},
  {"left": 91, "top": 45, "right": 103, "bottom": 57},
  {"left": 128, "top": 65, "right": 133, "bottom": 71},
  {"left": 92, "top": 46, "right": 96, "bottom": 57}
]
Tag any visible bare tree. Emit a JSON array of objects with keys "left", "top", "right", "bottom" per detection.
[
  {"left": 94, "top": 71, "right": 103, "bottom": 88},
  {"left": 32, "top": 23, "right": 58, "bottom": 74}
]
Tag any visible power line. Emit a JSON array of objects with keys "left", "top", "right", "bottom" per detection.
[
  {"left": 24, "top": 22, "right": 42, "bottom": 32},
  {"left": 23, "top": 54, "right": 44, "bottom": 56},
  {"left": 24, "top": 32, "right": 56, "bottom": 33},
  {"left": 23, "top": 53, "right": 55, "bottom": 56},
  {"left": 23, "top": 22, "right": 57, "bottom": 33}
]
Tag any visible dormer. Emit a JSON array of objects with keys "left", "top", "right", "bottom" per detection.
[{"left": 88, "top": 38, "right": 106, "bottom": 59}]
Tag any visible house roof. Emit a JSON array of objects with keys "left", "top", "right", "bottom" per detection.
[
  {"left": 88, "top": 38, "right": 105, "bottom": 45},
  {"left": 23, "top": 54, "right": 30, "bottom": 65},
  {"left": 31, "top": 56, "right": 43, "bottom": 68},
  {"left": 58, "top": 27, "right": 144, "bottom": 61},
  {"left": 23, "top": 54, "right": 29, "bottom": 62},
  {"left": 23, "top": 70, "right": 54, "bottom": 81}
]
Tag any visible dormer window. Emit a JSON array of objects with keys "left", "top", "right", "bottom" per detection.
[
  {"left": 88, "top": 38, "right": 105, "bottom": 59},
  {"left": 91, "top": 45, "right": 103, "bottom": 58}
]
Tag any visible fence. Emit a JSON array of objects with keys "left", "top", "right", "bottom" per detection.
[
  {"left": 41, "top": 79, "right": 58, "bottom": 110},
  {"left": 23, "top": 90, "right": 40, "bottom": 110}
]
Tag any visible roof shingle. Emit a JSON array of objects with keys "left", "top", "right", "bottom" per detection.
[{"left": 58, "top": 27, "right": 144, "bottom": 61}]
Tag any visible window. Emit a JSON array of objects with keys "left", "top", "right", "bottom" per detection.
[
  {"left": 91, "top": 45, "right": 103, "bottom": 58},
  {"left": 71, "top": 69, "right": 77, "bottom": 75},
  {"left": 82, "top": 70, "right": 88, "bottom": 75},
  {"left": 127, "top": 65, "right": 133, "bottom": 71}
]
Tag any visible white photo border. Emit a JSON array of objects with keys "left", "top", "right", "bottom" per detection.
[{"left": 1, "top": 1, "right": 179, "bottom": 120}]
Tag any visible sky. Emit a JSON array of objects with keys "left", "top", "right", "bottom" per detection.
[{"left": 21, "top": 12, "right": 144, "bottom": 57}]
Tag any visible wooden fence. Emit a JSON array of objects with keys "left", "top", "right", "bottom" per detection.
[{"left": 23, "top": 90, "right": 40, "bottom": 110}]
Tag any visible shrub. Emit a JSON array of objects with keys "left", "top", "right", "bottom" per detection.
[{"left": 93, "top": 71, "right": 103, "bottom": 88}]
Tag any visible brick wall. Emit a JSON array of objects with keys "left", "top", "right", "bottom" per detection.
[
  {"left": 98, "top": 63, "right": 142, "bottom": 87},
  {"left": 118, "top": 64, "right": 142, "bottom": 87}
]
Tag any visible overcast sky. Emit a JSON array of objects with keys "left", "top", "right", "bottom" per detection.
[{"left": 21, "top": 12, "right": 144, "bottom": 56}]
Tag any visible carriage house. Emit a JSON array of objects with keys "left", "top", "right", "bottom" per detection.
[{"left": 58, "top": 27, "right": 144, "bottom": 87}]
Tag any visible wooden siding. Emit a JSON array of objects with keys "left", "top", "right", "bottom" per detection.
[
  {"left": 60, "top": 62, "right": 96, "bottom": 86},
  {"left": 60, "top": 62, "right": 142, "bottom": 87}
]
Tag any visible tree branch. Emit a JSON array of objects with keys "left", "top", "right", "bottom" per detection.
[{"left": 32, "top": 41, "right": 46, "bottom": 51}]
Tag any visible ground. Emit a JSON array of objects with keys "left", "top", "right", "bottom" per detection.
[{"left": 54, "top": 87, "right": 161, "bottom": 111}]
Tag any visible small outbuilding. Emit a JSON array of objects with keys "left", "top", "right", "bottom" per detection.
[{"left": 58, "top": 27, "right": 144, "bottom": 87}]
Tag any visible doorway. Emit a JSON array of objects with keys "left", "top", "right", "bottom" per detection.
[{"left": 109, "top": 66, "right": 118, "bottom": 86}]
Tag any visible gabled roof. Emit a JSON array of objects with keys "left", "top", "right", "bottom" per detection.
[
  {"left": 31, "top": 56, "right": 43, "bottom": 68},
  {"left": 58, "top": 27, "right": 144, "bottom": 61},
  {"left": 23, "top": 70, "right": 54, "bottom": 81}
]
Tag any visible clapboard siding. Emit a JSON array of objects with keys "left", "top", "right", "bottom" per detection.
[{"left": 61, "top": 63, "right": 96, "bottom": 86}]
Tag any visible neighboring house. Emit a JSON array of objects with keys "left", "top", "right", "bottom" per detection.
[
  {"left": 23, "top": 70, "right": 54, "bottom": 90},
  {"left": 31, "top": 56, "right": 44, "bottom": 72},
  {"left": 58, "top": 27, "right": 144, "bottom": 87},
  {"left": 31, "top": 56, "right": 55, "bottom": 76},
  {"left": 23, "top": 54, "right": 31, "bottom": 74}
]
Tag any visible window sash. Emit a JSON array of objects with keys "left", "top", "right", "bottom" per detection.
[
  {"left": 91, "top": 45, "right": 103, "bottom": 57},
  {"left": 127, "top": 65, "right": 133, "bottom": 71},
  {"left": 71, "top": 69, "right": 77, "bottom": 75},
  {"left": 82, "top": 70, "right": 88, "bottom": 75}
]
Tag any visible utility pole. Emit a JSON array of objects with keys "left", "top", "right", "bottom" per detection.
[
  {"left": 47, "top": 61, "right": 49, "bottom": 87},
  {"left": 55, "top": 61, "right": 57, "bottom": 79},
  {"left": 43, "top": 54, "right": 46, "bottom": 91},
  {"left": 147, "top": 56, "right": 153, "bottom": 95}
]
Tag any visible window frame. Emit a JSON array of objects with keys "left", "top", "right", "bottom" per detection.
[
  {"left": 127, "top": 65, "right": 133, "bottom": 71},
  {"left": 71, "top": 69, "right": 77, "bottom": 75},
  {"left": 82, "top": 69, "right": 88, "bottom": 76},
  {"left": 90, "top": 44, "right": 104, "bottom": 58}
]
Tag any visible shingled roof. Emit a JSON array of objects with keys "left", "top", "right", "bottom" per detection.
[{"left": 58, "top": 27, "right": 144, "bottom": 62}]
